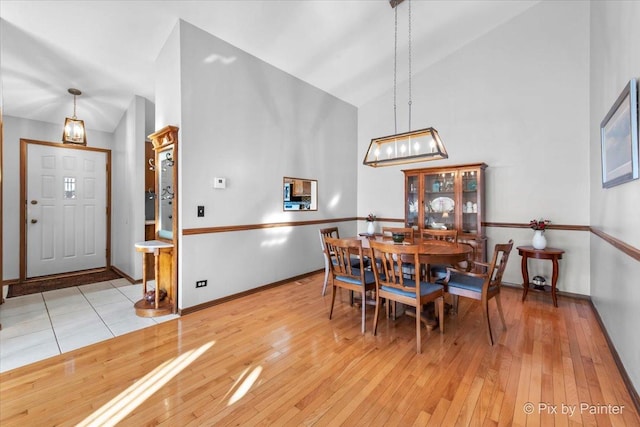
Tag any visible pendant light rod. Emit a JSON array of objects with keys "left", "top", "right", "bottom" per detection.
[
  {"left": 407, "top": 0, "right": 412, "bottom": 131},
  {"left": 68, "top": 88, "right": 82, "bottom": 118},
  {"left": 363, "top": 0, "right": 448, "bottom": 167}
]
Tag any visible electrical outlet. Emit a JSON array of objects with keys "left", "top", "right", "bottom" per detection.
[
  {"left": 196, "top": 280, "right": 207, "bottom": 288},
  {"left": 197, "top": 206, "right": 205, "bottom": 217}
]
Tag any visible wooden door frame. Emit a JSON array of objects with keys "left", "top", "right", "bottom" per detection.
[{"left": 19, "top": 139, "right": 112, "bottom": 282}]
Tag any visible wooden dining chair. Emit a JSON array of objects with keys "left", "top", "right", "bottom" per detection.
[
  {"left": 421, "top": 229, "right": 458, "bottom": 281},
  {"left": 381, "top": 227, "right": 417, "bottom": 279},
  {"left": 421, "top": 229, "right": 458, "bottom": 242},
  {"left": 382, "top": 227, "right": 415, "bottom": 241},
  {"left": 319, "top": 227, "right": 340, "bottom": 296},
  {"left": 369, "top": 240, "right": 444, "bottom": 354},
  {"left": 324, "top": 237, "right": 376, "bottom": 334},
  {"left": 443, "top": 240, "right": 513, "bottom": 345}
]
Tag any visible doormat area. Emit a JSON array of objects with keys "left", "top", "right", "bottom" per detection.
[{"left": 7, "top": 269, "right": 124, "bottom": 298}]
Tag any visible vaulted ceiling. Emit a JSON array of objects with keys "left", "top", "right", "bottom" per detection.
[{"left": 0, "top": 0, "right": 539, "bottom": 133}]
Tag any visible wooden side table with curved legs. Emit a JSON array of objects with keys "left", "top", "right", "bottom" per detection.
[{"left": 517, "top": 245, "right": 565, "bottom": 307}]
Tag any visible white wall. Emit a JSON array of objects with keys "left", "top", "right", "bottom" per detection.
[
  {"left": 358, "top": 1, "right": 591, "bottom": 294},
  {"left": 589, "top": 0, "right": 640, "bottom": 394},
  {"left": 111, "top": 95, "right": 151, "bottom": 279},
  {"left": 155, "top": 21, "right": 358, "bottom": 309},
  {"left": 2, "top": 115, "right": 113, "bottom": 280}
]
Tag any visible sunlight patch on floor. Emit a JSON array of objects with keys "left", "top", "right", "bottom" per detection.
[
  {"left": 228, "top": 365, "right": 263, "bottom": 406},
  {"left": 77, "top": 341, "right": 215, "bottom": 427}
]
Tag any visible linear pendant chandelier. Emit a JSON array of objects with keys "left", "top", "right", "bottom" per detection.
[{"left": 363, "top": 0, "right": 447, "bottom": 167}]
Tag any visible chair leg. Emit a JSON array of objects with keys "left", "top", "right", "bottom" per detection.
[
  {"left": 437, "top": 296, "right": 444, "bottom": 333},
  {"left": 373, "top": 295, "right": 381, "bottom": 335},
  {"left": 451, "top": 294, "right": 459, "bottom": 314},
  {"left": 361, "top": 291, "right": 366, "bottom": 334},
  {"left": 482, "top": 298, "right": 494, "bottom": 345},
  {"left": 495, "top": 293, "right": 507, "bottom": 331},
  {"left": 415, "top": 305, "right": 422, "bottom": 354},
  {"left": 329, "top": 283, "right": 336, "bottom": 320},
  {"left": 321, "top": 256, "right": 330, "bottom": 296}
]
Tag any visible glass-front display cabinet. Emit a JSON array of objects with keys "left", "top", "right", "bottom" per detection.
[{"left": 404, "top": 162, "right": 487, "bottom": 263}]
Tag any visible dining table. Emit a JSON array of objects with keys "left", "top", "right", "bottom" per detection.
[{"left": 355, "top": 234, "right": 474, "bottom": 280}]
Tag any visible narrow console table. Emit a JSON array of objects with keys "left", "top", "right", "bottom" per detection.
[
  {"left": 134, "top": 240, "right": 174, "bottom": 317},
  {"left": 517, "top": 245, "right": 565, "bottom": 307}
]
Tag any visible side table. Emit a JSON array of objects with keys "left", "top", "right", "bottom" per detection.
[
  {"left": 134, "top": 240, "right": 174, "bottom": 317},
  {"left": 517, "top": 245, "right": 565, "bottom": 307}
]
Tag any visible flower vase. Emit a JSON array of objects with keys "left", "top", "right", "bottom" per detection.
[
  {"left": 367, "top": 221, "right": 375, "bottom": 235},
  {"left": 532, "top": 230, "right": 547, "bottom": 250}
]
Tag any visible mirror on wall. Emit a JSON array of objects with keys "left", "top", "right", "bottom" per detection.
[
  {"left": 158, "top": 147, "right": 174, "bottom": 239},
  {"left": 283, "top": 177, "right": 317, "bottom": 211}
]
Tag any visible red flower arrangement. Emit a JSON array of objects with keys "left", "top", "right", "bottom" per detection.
[
  {"left": 366, "top": 213, "right": 376, "bottom": 222},
  {"left": 529, "top": 218, "right": 550, "bottom": 232}
]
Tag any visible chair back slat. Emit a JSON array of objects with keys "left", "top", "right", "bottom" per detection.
[
  {"left": 487, "top": 240, "right": 514, "bottom": 288},
  {"left": 324, "top": 237, "right": 365, "bottom": 280},
  {"left": 319, "top": 227, "right": 339, "bottom": 250},
  {"left": 421, "top": 229, "right": 458, "bottom": 243},
  {"left": 370, "top": 241, "right": 421, "bottom": 296}
]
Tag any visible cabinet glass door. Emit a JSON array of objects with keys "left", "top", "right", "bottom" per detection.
[
  {"left": 423, "top": 171, "right": 456, "bottom": 230},
  {"left": 406, "top": 175, "right": 419, "bottom": 228},
  {"left": 461, "top": 170, "right": 479, "bottom": 234}
]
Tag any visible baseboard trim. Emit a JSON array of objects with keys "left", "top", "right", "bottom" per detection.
[
  {"left": 501, "top": 281, "right": 590, "bottom": 300},
  {"left": 589, "top": 299, "right": 640, "bottom": 414},
  {"left": 110, "top": 266, "right": 137, "bottom": 284},
  {"left": 179, "top": 269, "right": 323, "bottom": 316}
]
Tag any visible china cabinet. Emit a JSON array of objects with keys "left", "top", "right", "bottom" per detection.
[{"left": 404, "top": 162, "right": 487, "bottom": 263}]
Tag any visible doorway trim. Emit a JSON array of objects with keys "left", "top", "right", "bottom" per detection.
[{"left": 19, "top": 139, "right": 112, "bottom": 283}]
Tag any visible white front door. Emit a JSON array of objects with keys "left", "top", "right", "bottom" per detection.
[{"left": 26, "top": 143, "right": 108, "bottom": 277}]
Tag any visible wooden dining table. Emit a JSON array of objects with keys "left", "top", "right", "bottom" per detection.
[{"left": 355, "top": 234, "right": 474, "bottom": 278}]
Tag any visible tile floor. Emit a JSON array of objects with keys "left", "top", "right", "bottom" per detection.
[{"left": 0, "top": 278, "right": 178, "bottom": 373}]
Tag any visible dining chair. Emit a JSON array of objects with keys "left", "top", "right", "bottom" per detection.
[
  {"left": 381, "top": 227, "right": 416, "bottom": 279},
  {"left": 421, "top": 229, "right": 458, "bottom": 242},
  {"left": 324, "top": 237, "right": 376, "bottom": 334},
  {"left": 369, "top": 240, "right": 444, "bottom": 354},
  {"left": 421, "top": 229, "right": 459, "bottom": 280},
  {"left": 442, "top": 239, "right": 513, "bottom": 345},
  {"left": 381, "top": 227, "right": 415, "bottom": 241},
  {"left": 319, "top": 227, "right": 340, "bottom": 296}
]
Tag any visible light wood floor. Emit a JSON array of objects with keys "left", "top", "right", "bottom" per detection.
[{"left": 1, "top": 273, "right": 638, "bottom": 426}]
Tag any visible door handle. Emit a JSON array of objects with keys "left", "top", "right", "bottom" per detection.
[
  {"left": 31, "top": 200, "right": 38, "bottom": 205},
  {"left": 31, "top": 219, "right": 38, "bottom": 224}
]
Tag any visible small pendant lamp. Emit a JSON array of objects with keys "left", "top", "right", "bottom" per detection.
[{"left": 62, "top": 88, "right": 87, "bottom": 145}]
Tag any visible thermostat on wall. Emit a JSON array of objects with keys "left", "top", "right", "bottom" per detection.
[{"left": 214, "top": 177, "right": 226, "bottom": 189}]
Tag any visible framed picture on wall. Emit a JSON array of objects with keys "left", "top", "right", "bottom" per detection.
[{"left": 600, "top": 78, "right": 639, "bottom": 188}]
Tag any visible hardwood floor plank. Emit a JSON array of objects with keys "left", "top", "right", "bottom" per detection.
[{"left": 1, "top": 276, "right": 638, "bottom": 426}]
